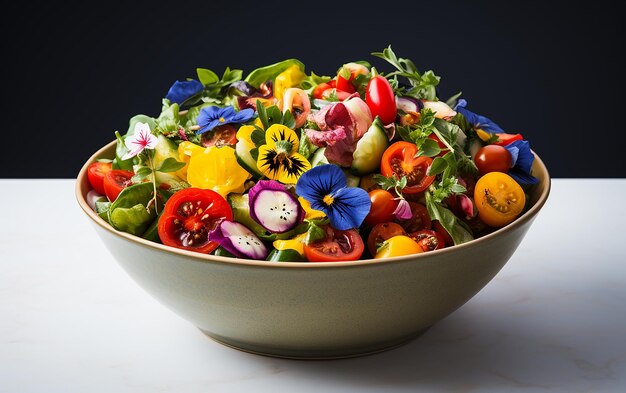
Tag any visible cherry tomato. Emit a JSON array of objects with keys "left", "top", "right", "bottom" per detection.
[
  {"left": 374, "top": 235, "right": 423, "bottom": 259},
  {"left": 366, "top": 75, "right": 397, "bottom": 124},
  {"left": 474, "top": 144, "right": 513, "bottom": 176},
  {"left": 87, "top": 161, "right": 112, "bottom": 195},
  {"left": 157, "top": 188, "right": 233, "bottom": 253},
  {"left": 396, "top": 201, "right": 432, "bottom": 233},
  {"left": 303, "top": 226, "right": 364, "bottom": 262},
  {"left": 381, "top": 142, "right": 435, "bottom": 194},
  {"left": 335, "top": 74, "right": 356, "bottom": 93},
  {"left": 474, "top": 172, "right": 526, "bottom": 227},
  {"left": 433, "top": 221, "right": 454, "bottom": 247},
  {"left": 363, "top": 189, "right": 398, "bottom": 227},
  {"left": 408, "top": 229, "right": 445, "bottom": 252},
  {"left": 103, "top": 169, "right": 134, "bottom": 202},
  {"left": 313, "top": 82, "right": 332, "bottom": 99},
  {"left": 201, "top": 124, "right": 237, "bottom": 147},
  {"left": 367, "top": 222, "right": 406, "bottom": 256}
]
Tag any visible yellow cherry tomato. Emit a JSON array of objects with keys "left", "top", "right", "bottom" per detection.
[
  {"left": 374, "top": 235, "right": 423, "bottom": 259},
  {"left": 474, "top": 172, "right": 526, "bottom": 227}
]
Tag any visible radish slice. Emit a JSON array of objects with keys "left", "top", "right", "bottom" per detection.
[
  {"left": 211, "top": 220, "right": 269, "bottom": 260},
  {"left": 248, "top": 180, "right": 304, "bottom": 233},
  {"left": 395, "top": 96, "right": 423, "bottom": 113}
]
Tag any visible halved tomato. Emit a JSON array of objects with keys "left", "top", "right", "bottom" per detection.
[
  {"left": 303, "top": 226, "right": 364, "bottom": 262},
  {"left": 408, "top": 229, "right": 445, "bottom": 252},
  {"left": 201, "top": 124, "right": 237, "bottom": 147},
  {"left": 380, "top": 141, "right": 435, "bottom": 194},
  {"left": 157, "top": 188, "right": 233, "bottom": 253},
  {"left": 367, "top": 222, "right": 406, "bottom": 256},
  {"left": 87, "top": 161, "right": 112, "bottom": 195},
  {"left": 103, "top": 169, "right": 134, "bottom": 202}
]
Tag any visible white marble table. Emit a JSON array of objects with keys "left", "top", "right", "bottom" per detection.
[{"left": 1, "top": 179, "right": 625, "bottom": 393}]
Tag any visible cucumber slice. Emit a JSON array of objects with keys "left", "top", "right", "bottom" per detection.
[
  {"left": 235, "top": 138, "right": 264, "bottom": 178},
  {"left": 350, "top": 117, "right": 389, "bottom": 175},
  {"left": 310, "top": 147, "right": 329, "bottom": 167}
]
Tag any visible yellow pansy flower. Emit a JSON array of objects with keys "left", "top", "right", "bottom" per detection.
[
  {"left": 298, "top": 196, "right": 326, "bottom": 220},
  {"left": 257, "top": 124, "right": 311, "bottom": 184},
  {"left": 187, "top": 145, "right": 250, "bottom": 197}
]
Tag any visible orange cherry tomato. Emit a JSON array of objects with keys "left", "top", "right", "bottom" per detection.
[
  {"left": 474, "top": 172, "right": 526, "bottom": 227},
  {"left": 374, "top": 235, "right": 423, "bottom": 259},
  {"left": 367, "top": 222, "right": 406, "bottom": 256},
  {"left": 363, "top": 189, "right": 398, "bottom": 227}
]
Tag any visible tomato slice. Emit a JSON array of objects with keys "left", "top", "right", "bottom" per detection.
[
  {"left": 408, "top": 229, "right": 445, "bottom": 252},
  {"left": 474, "top": 172, "right": 526, "bottom": 227},
  {"left": 103, "top": 169, "right": 134, "bottom": 202},
  {"left": 303, "top": 226, "right": 364, "bottom": 262},
  {"left": 396, "top": 201, "right": 431, "bottom": 233},
  {"left": 367, "top": 222, "right": 406, "bottom": 256},
  {"left": 87, "top": 161, "right": 112, "bottom": 195},
  {"left": 201, "top": 124, "right": 237, "bottom": 147},
  {"left": 313, "top": 82, "right": 332, "bottom": 99},
  {"left": 380, "top": 141, "right": 435, "bottom": 194},
  {"left": 157, "top": 188, "right": 233, "bottom": 253}
]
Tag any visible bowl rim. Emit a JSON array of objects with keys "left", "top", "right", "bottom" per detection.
[{"left": 76, "top": 140, "right": 551, "bottom": 269}]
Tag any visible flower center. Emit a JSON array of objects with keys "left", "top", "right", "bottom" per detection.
[
  {"left": 219, "top": 117, "right": 226, "bottom": 123},
  {"left": 323, "top": 194, "right": 334, "bottom": 206},
  {"left": 274, "top": 140, "right": 293, "bottom": 155}
]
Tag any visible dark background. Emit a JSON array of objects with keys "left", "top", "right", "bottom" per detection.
[{"left": 2, "top": 1, "right": 624, "bottom": 178}]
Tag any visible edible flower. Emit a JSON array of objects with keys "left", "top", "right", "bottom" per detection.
[
  {"left": 257, "top": 124, "right": 311, "bottom": 184},
  {"left": 196, "top": 106, "right": 255, "bottom": 134},
  {"left": 165, "top": 79, "right": 203, "bottom": 105},
  {"left": 122, "top": 122, "right": 158, "bottom": 160},
  {"left": 454, "top": 99, "right": 505, "bottom": 134},
  {"left": 393, "top": 199, "right": 412, "bottom": 220},
  {"left": 186, "top": 146, "right": 250, "bottom": 196},
  {"left": 296, "top": 164, "right": 371, "bottom": 230},
  {"left": 503, "top": 140, "right": 538, "bottom": 185}
]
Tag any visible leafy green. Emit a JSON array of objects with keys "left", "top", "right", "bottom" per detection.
[
  {"left": 300, "top": 72, "right": 332, "bottom": 92},
  {"left": 425, "top": 191, "right": 473, "bottom": 245},
  {"left": 373, "top": 174, "right": 407, "bottom": 192},
  {"left": 245, "top": 59, "right": 305, "bottom": 88},
  {"left": 298, "top": 131, "right": 318, "bottom": 160},
  {"left": 157, "top": 157, "right": 186, "bottom": 173},
  {"left": 196, "top": 68, "right": 219, "bottom": 85},
  {"left": 372, "top": 45, "right": 440, "bottom": 100},
  {"left": 112, "top": 131, "right": 134, "bottom": 171},
  {"left": 107, "top": 182, "right": 158, "bottom": 236},
  {"left": 304, "top": 219, "right": 329, "bottom": 245}
]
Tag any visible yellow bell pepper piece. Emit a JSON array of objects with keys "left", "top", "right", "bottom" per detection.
[
  {"left": 273, "top": 233, "right": 307, "bottom": 256},
  {"left": 187, "top": 146, "right": 250, "bottom": 197},
  {"left": 176, "top": 141, "right": 204, "bottom": 180},
  {"left": 274, "top": 65, "right": 306, "bottom": 101}
]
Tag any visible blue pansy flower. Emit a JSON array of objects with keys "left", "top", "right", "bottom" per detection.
[
  {"left": 165, "top": 79, "right": 204, "bottom": 105},
  {"left": 503, "top": 140, "right": 538, "bottom": 185},
  {"left": 454, "top": 99, "right": 505, "bottom": 134},
  {"left": 296, "top": 164, "right": 371, "bottom": 230},
  {"left": 196, "top": 106, "right": 255, "bottom": 134}
]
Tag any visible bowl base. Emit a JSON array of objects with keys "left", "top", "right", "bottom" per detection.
[{"left": 199, "top": 327, "right": 431, "bottom": 360}]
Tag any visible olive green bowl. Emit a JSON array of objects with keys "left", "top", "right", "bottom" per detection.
[{"left": 76, "top": 140, "right": 551, "bottom": 359}]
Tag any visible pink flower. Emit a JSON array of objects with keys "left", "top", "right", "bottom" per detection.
[
  {"left": 393, "top": 199, "right": 413, "bottom": 220},
  {"left": 122, "top": 122, "right": 158, "bottom": 160}
]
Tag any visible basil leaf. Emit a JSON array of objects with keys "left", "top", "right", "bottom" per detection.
[
  {"left": 157, "top": 157, "right": 186, "bottom": 173},
  {"left": 196, "top": 68, "right": 219, "bottom": 85},
  {"left": 420, "top": 138, "right": 442, "bottom": 157},
  {"left": 428, "top": 157, "right": 448, "bottom": 176},
  {"left": 425, "top": 192, "right": 473, "bottom": 246},
  {"left": 245, "top": 59, "right": 305, "bottom": 88},
  {"left": 256, "top": 100, "right": 269, "bottom": 129}
]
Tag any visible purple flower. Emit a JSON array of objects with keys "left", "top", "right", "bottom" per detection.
[
  {"left": 165, "top": 80, "right": 203, "bottom": 105},
  {"left": 296, "top": 164, "right": 371, "bottom": 230},
  {"left": 196, "top": 105, "right": 255, "bottom": 134},
  {"left": 393, "top": 199, "right": 412, "bottom": 220},
  {"left": 503, "top": 140, "right": 538, "bottom": 185}
]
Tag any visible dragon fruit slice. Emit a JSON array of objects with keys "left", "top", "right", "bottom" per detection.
[{"left": 211, "top": 220, "right": 269, "bottom": 260}]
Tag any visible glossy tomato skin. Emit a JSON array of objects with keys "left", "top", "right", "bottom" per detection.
[
  {"left": 157, "top": 188, "right": 233, "bottom": 254},
  {"left": 474, "top": 144, "right": 513, "bottom": 176},
  {"left": 380, "top": 142, "right": 435, "bottom": 194},
  {"left": 87, "top": 161, "right": 112, "bottom": 195},
  {"left": 335, "top": 74, "right": 356, "bottom": 93},
  {"left": 374, "top": 235, "right": 423, "bottom": 259},
  {"left": 313, "top": 82, "right": 332, "bottom": 99},
  {"left": 303, "top": 226, "right": 364, "bottom": 262},
  {"left": 363, "top": 189, "right": 398, "bottom": 227},
  {"left": 367, "top": 222, "right": 406, "bottom": 256},
  {"left": 408, "top": 229, "right": 445, "bottom": 252},
  {"left": 396, "top": 201, "right": 431, "bottom": 233},
  {"left": 103, "top": 169, "right": 134, "bottom": 202},
  {"left": 474, "top": 172, "right": 526, "bottom": 227},
  {"left": 366, "top": 75, "right": 397, "bottom": 124}
]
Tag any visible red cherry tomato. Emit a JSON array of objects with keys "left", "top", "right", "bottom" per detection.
[
  {"left": 201, "top": 124, "right": 237, "bottom": 147},
  {"left": 433, "top": 220, "right": 454, "bottom": 247},
  {"left": 303, "top": 226, "right": 364, "bottom": 262},
  {"left": 381, "top": 142, "right": 435, "bottom": 194},
  {"left": 87, "top": 161, "right": 112, "bottom": 195},
  {"left": 366, "top": 75, "right": 397, "bottom": 124},
  {"left": 335, "top": 74, "right": 356, "bottom": 93},
  {"left": 157, "top": 188, "right": 233, "bottom": 254},
  {"left": 396, "top": 201, "right": 432, "bottom": 233},
  {"left": 363, "top": 189, "right": 398, "bottom": 227},
  {"left": 103, "top": 169, "right": 134, "bottom": 201},
  {"left": 313, "top": 82, "right": 332, "bottom": 99},
  {"left": 474, "top": 144, "right": 513, "bottom": 176},
  {"left": 367, "top": 222, "right": 406, "bottom": 256},
  {"left": 408, "top": 229, "right": 445, "bottom": 252}
]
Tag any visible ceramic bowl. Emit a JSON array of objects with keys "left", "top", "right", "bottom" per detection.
[{"left": 76, "top": 140, "right": 551, "bottom": 359}]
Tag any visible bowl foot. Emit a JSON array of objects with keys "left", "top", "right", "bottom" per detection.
[{"left": 199, "top": 327, "right": 431, "bottom": 360}]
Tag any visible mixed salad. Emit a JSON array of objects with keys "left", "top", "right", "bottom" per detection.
[{"left": 86, "top": 46, "right": 538, "bottom": 262}]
